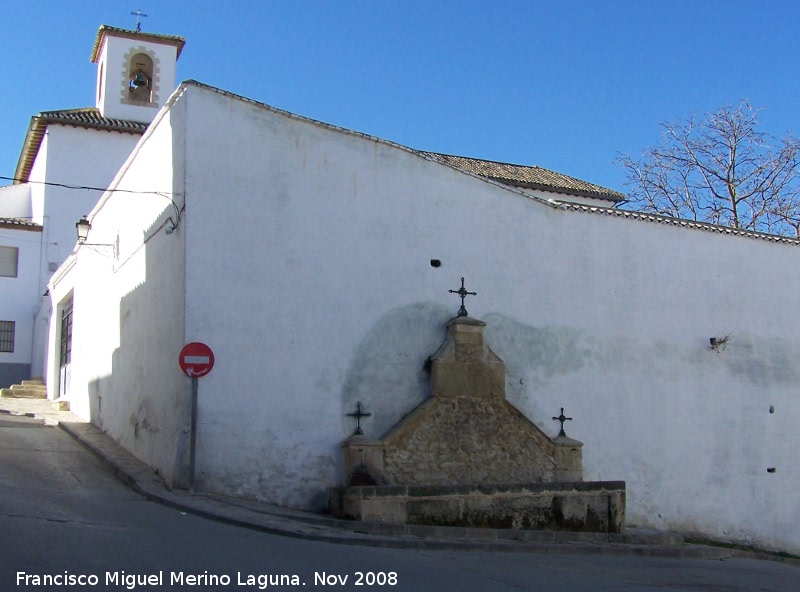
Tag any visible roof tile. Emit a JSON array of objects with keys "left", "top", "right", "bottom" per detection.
[
  {"left": 14, "top": 108, "right": 147, "bottom": 184},
  {"left": 421, "top": 152, "right": 624, "bottom": 202},
  {"left": 0, "top": 217, "right": 42, "bottom": 231},
  {"left": 561, "top": 202, "right": 800, "bottom": 245}
]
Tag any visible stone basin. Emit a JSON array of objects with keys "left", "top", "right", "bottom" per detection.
[{"left": 329, "top": 480, "right": 626, "bottom": 533}]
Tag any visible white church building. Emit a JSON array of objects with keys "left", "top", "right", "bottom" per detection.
[{"left": 2, "top": 25, "right": 799, "bottom": 554}]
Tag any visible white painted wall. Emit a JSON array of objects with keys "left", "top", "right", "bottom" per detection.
[
  {"left": 29, "top": 136, "right": 48, "bottom": 226},
  {"left": 0, "top": 184, "right": 32, "bottom": 218},
  {"left": 46, "top": 100, "right": 189, "bottom": 486},
  {"left": 174, "top": 84, "right": 800, "bottom": 553},
  {"left": 0, "top": 226, "right": 42, "bottom": 386},
  {"left": 54, "top": 82, "right": 800, "bottom": 554},
  {"left": 28, "top": 125, "right": 140, "bottom": 293},
  {"left": 28, "top": 124, "right": 141, "bottom": 382}
]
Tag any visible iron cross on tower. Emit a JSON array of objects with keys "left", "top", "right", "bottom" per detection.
[
  {"left": 131, "top": 8, "right": 148, "bottom": 32},
  {"left": 449, "top": 277, "right": 477, "bottom": 317}
]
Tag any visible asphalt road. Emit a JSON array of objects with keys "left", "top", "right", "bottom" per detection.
[{"left": 1, "top": 412, "right": 797, "bottom": 592}]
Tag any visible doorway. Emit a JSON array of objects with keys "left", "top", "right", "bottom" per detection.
[{"left": 58, "top": 299, "right": 73, "bottom": 398}]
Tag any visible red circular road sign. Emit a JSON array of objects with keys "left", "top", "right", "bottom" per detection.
[{"left": 179, "top": 342, "right": 215, "bottom": 378}]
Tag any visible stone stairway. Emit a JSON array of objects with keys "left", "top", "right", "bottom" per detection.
[
  {"left": 1, "top": 378, "right": 47, "bottom": 399},
  {"left": 0, "top": 378, "right": 68, "bottom": 411}
]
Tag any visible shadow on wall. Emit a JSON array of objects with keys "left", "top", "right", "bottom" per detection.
[
  {"left": 483, "top": 313, "right": 592, "bottom": 405},
  {"left": 85, "top": 211, "right": 187, "bottom": 489},
  {"left": 340, "top": 308, "right": 595, "bottom": 441},
  {"left": 340, "top": 302, "right": 453, "bottom": 439}
]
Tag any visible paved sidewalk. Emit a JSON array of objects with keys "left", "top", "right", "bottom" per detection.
[{"left": 0, "top": 396, "right": 792, "bottom": 562}]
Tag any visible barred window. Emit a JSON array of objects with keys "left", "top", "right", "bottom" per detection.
[
  {"left": 0, "top": 321, "right": 14, "bottom": 353},
  {"left": 0, "top": 246, "right": 19, "bottom": 278}
]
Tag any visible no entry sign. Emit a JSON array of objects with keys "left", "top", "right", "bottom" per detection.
[{"left": 179, "top": 342, "right": 215, "bottom": 378}]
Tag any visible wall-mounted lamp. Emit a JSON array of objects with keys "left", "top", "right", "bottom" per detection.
[
  {"left": 75, "top": 216, "right": 116, "bottom": 257},
  {"left": 76, "top": 216, "right": 91, "bottom": 244}
]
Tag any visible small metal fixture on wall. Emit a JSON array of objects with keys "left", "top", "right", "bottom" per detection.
[
  {"left": 75, "top": 216, "right": 116, "bottom": 257},
  {"left": 709, "top": 333, "right": 732, "bottom": 352}
]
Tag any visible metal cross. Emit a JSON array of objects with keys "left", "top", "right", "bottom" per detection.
[
  {"left": 448, "top": 277, "right": 477, "bottom": 317},
  {"left": 552, "top": 407, "right": 573, "bottom": 437},
  {"left": 346, "top": 402, "right": 371, "bottom": 436},
  {"left": 131, "top": 8, "right": 148, "bottom": 32}
]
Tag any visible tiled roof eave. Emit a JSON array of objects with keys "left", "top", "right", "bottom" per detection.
[
  {"left": 561, "top": 202, "right": 800, "bottom": 245},
  {"left": 0, "top": 217, "right": 43, "bottom": 231},
  {"left": 44, "top": 115, "right": 147, "bottom": 134},
  {"left": 497, "top": 178, "right": 623, "bottom": 202},
  {"left": 91, "top": 25, "right": 186, "bottom": 62},
  {"left": 420, "top": 151, "right": 625, "bottom": 203},
  {"left": 13, "top": 110, "right": 146, "bottom": 184}
]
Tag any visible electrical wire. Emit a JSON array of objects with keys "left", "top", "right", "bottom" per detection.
[
  {"left": 1, "top": 174, "right": 185, "bottom": 231},
  {"left": 0, "top": 175, "right": 179, "bottom": 198}
]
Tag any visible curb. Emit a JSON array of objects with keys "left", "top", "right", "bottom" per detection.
[
  {"left": 4, "top": 403, "right": 798, "bottom": 562},
  {"left": 53, "top": 420, "right": 728, "bottom": 558}
]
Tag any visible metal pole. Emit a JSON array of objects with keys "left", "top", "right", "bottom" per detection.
[{"left": 189, "top": 376, "right": 198, "bottom": 491}]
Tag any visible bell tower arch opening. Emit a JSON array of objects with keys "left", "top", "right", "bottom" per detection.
[
  {"left": 127, "top": 52, "right": 154, "bottom": 103},
  {"left": 124, "top": 50, "right": 156, "bottom": 105}
]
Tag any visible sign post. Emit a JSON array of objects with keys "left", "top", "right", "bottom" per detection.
[{"left": 179, "top": 342, "right": 215, "bottom": 491}]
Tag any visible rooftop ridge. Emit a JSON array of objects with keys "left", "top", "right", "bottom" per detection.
[
  {"left": 91, "top": 25, "right": 186, "bottom": 62},
  {"left": 175, "top": 82, "right": 800, "bottom": 246},
  {"left": 561, "top": 202, "right": 800, "bottom": 245},
  {"left": 172, "top": 82, "right": 621, "bottom": 204},
  {"left": 421, "top": 151, "right": 625, "bottom": 203}
]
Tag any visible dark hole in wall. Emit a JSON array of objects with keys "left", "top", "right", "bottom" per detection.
[{"left": 348, "top": 464, "right": 378, "bottom": 486}]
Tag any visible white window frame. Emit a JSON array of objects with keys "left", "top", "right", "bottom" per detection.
[{"left": 0, "top": 246, "right": 19, "bottom": 278}]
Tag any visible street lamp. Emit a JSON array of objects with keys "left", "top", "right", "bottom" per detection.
[
  {"left": 76, "top": 216, "right": 91, "bottom": 244},
  {"left": 75, "top": 216, "right": 116, "bottom": 257}
]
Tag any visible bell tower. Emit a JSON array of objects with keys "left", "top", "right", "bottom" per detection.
[{"left": 90, "top": 25, "right": 186, "bottom": 123}]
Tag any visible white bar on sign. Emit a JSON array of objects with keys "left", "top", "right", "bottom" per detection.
[{"left": 184, "top": 356, "right": 210, "bottom": 364}]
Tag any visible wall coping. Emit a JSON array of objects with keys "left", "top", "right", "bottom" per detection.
[{"left": 338, "top": 480, "right": 626, "bottom": 498}]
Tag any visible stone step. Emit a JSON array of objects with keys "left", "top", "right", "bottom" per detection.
[
  {"left": 51, "top": 399, "right": 70, "bottom": 411},
  {"left": 21, "top": 379, "right": 46, "bottom": 388},
  {"left": 12, "top": 382, "right": 45, "bottom": 391},
  {"left": 1, "top": 386, "right": 47, "bottom": 399},
  {"left": 16, "top": 384, "right": 47, "bottom": 393}
]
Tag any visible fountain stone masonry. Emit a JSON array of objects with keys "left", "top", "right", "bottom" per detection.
[{"left": 328, "top": 316, "right": 626, "bottom": 533}]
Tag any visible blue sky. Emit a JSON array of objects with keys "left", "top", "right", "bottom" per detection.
[{"left": 2, "top": 1, "right": 798, "bottom": 194}]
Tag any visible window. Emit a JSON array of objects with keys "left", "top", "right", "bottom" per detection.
[
  {"left": 0, "top": 321, "right": 14, "bottom": 353},
  {"left": 0, "top": 246, "right": 19, "bottom": 278}
]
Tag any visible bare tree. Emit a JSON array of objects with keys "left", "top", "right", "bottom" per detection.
[{"left": 617, "top": 101, "right": 800, "bottom": 237}]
